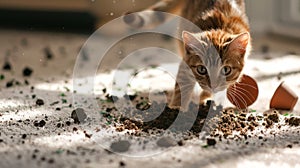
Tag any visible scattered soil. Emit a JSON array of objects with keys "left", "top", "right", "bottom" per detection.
[
  {"left": 114, "top": 100, "right": 221, "bottom": 135},
  {"left": 100, "top": 94, "right": 300, "bottom": 145},
  {"left": 286, "top": 117, "right": 300, "bottom": 126},
  {"left": 267, "top": 111, "right": 280, "bottom": 123}
]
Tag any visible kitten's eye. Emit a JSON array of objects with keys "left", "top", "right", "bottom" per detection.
[
  {"left": 221, "top": 66, "right": 232, "bottom": 76},
  {"left": 197, "top": 65, "right": 207, "bottom": 75}
]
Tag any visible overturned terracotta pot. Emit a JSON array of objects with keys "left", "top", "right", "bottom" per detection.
[
  {"left": 270, "top": 82, "right": 298, "bottom": 111},
  {"left": 227, "top": 75, "right": 259, "bottom": 109}
]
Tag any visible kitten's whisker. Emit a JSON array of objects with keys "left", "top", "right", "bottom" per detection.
[
  {"left": 232, "top": 86, "right": 256, "bottom": 100},
  {"left": 227, "top": 92, "right": 240, "bottom": 108},
  {"left": 233, "top": 88, "right": 253, "bottom": 102},
  {"left": 228, "top": 91, "right": 248, "bottom": 109},
  {"left": 228, "top": 92, "right": 244, "bottom": 109},
  {"left": 230, "top": 89, "right": 249, "bottom": 106},
  {"left": 233, "top": 94, "right": 247, "bottom": 109},
  {"left": 235, "top": 82, "right": 258, "bottom": 90}
]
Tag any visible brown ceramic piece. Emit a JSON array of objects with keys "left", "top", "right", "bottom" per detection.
[
  {"left": 270, "top": 82, "right": 298, "bottom": 111},
  {"left": 227, "top": 75, "right": 259, "bottom": 109}
]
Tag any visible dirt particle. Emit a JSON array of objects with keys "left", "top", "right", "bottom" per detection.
[
  {"left": 247, "top": 115, "right": 256, "bottom": 122},
  {"left": 71, "top": 108, "right": 87, "bottom": 124},
  {"left": 287, "top": 144, "right": 293, "bottom": 148},
  {"left": 115, "top": 125, "right": 125, "bottom": 132},
  {"left": 24, "top": 79, "right": 30, "bottom": 85},
  {"left": 248, "top": 124, "right": 255, "bottom": 131},
  {"left": 22, "top": 134, "right": 27, "bottom": 139},
  {"left": 83, "top": 131, "right": 92, "bottom": 138},
  {"left": 23, "top": 67, "right": 33, "bottom": 77},
  {"left": 48, "top": 158, "right": 55, "bottom": 164},
  {"left": 265, "top": 118, "right": 273, "bottom": 128},
  {"left": 0, "top": 74, "right": 4, "bottom": 80},
  {"left": 136, "top": 101, "right": 151, "bottom": 111},
  {"left": 50, "top": 101, "right": 59, "bottom": 106},
  {"left": 105, "top": 94, "right": 119, "bottom": 102},
  {"left": 41, "top": 157, "right": 46, "bottom": 161},
  {"left": 36, "top": 99, "right": 44, "bottom": 106},
  {"left": 44, "top": 47, "right": 54, "bottom": 60},
  {"left": 3, "top": 62, "right": 12, "bottom": 70},
  {"left": 110, "top": 140, "right": 131, "bottom": 153},
  {"left": 39, "top": 120, "right": 46, "bottom": 127},
  {"left": 34, "top": 120, "right": 46, "bottom": 127},
  {"left": 6, "top": 80, "right": 14, "bottom": 88},
  {"left": 177, "top": 140, "right": 184, "bottom": 146},
  {"left": 207, "top": 138, "right": 217, "bottom": 146},
  {"left": 267, "top": 111, "right": 279, "bottom": 123},
  {"left": 56, "top": 123, "right": 61, "bottom": 128},
  {"left": 122, "top": 120, "right": 139, "bottom": 130},
  {"left": 120, "top": 161, "right": 126, "bottom": 167}
]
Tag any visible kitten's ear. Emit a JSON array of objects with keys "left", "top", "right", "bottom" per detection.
[
  {"left": 227, "top": 32, "right": 250, "bottom": 56},
  {"left": 182, "top": 31, "right": 198, "bottom": 44},
  {"left": 182, "top": 31, "right": 205, "bottom": 55}
]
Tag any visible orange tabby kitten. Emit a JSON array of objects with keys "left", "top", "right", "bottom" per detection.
[{"left": 124, "top": 0, "right": 251, "bottom": 109}]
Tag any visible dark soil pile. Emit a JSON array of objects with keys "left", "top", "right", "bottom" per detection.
[
  {"left": 286, "top": 117, "right": 300, "bottom": 126},
  {"left": 101, "top": 94, "right": 300, "bottom": 140},
  {"left": 112, "top": 100, "right": 222, "bottom": 134}
]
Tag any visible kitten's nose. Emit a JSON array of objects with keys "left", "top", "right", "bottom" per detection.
[
  {"left": 210, "top": 83, "right": 218, "bottom": 89},
  {"left": 211, "top": 86, "right": 218, "bottom": 93}
]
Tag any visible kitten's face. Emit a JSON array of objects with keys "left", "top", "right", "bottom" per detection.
[{"left": 182, "top": 31, "right": 250, "bottom": 93}]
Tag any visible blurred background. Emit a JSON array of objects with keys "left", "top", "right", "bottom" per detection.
[
  {"left": 0, "top": 0, "right": 299, "bottom": 34},
  {"left": 0, "top": 0, "right": 299, "bottom": 52}
]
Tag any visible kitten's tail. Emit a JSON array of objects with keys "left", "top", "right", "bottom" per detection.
[{"left": 123, "top": 0, "right": 184, "bottom": 29}]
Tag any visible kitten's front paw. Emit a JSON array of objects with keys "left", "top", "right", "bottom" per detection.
[{"left": 168, "top": 104, "right": 180, "bottom": 110}]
